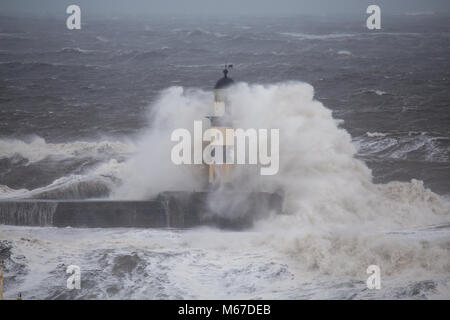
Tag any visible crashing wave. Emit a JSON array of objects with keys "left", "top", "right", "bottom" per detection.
[{"left": 0, "top": 136, "right": 133, "bottom": 164}]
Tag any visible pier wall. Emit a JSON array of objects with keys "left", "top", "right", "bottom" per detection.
[{"left": 0, "top": 192, "right": 283, "bottom": 229}]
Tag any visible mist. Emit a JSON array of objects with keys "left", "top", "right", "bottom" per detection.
[{"left": 1, "top": 0, "right": 450, "bottom": 17}]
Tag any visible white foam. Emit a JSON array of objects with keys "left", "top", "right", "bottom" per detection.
[
  {"left": 0, "top": 136, "right": 133, "bottom": 163},
  {"left": 110, "top": 81, "right": 450, "bottom": 277},
  {"left": 337, "top": 50, "right": 352, "bottom": 56},
  {"left": 280, "top": 32, "right": 355, "bottom": 40},
  {"left": 366, "top": 132, "right": 387, "bottom": 137}
]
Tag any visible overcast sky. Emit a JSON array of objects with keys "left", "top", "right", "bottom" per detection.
[{"left": 1, "top": 0, "right": 449, "bottom": 17}]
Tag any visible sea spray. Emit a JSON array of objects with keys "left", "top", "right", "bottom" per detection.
[
  {"left": 111, "top": 81, "right": 449, "bottom": 277},
  {"left": 112, "top": 87, "right": 211, "bottom": 199},
  {"left": 114, "top": 81, "right": 449, "bottom": 224}
]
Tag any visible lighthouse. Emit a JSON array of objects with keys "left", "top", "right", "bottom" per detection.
[{"left": 207, "top": 65, "right": 235, "bottom": 187}]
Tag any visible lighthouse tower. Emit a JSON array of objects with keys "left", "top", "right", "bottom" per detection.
[{"left": 207, "top": 65, "right": 235, "bottom": 187}]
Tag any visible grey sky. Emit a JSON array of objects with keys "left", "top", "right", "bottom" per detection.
[{"left": 1, "top": 0, "right": 449, "bottom": 17}]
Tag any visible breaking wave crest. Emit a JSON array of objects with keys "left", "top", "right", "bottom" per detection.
[{"left": 0, "top": 136, "right": 132, "bottom": 164}]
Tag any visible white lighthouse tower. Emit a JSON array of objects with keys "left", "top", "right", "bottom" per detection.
[{"left": 207, "top": 65, "right": 235, "bottom": 187}]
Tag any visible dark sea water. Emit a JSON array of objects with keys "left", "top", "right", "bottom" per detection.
[{"left": 0, "top": 14, "right": 449, "bottom": 299}]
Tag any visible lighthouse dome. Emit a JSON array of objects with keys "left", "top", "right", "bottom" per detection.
[{"left": 214, "top": 68, "right": 234, "bottom": 89}]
